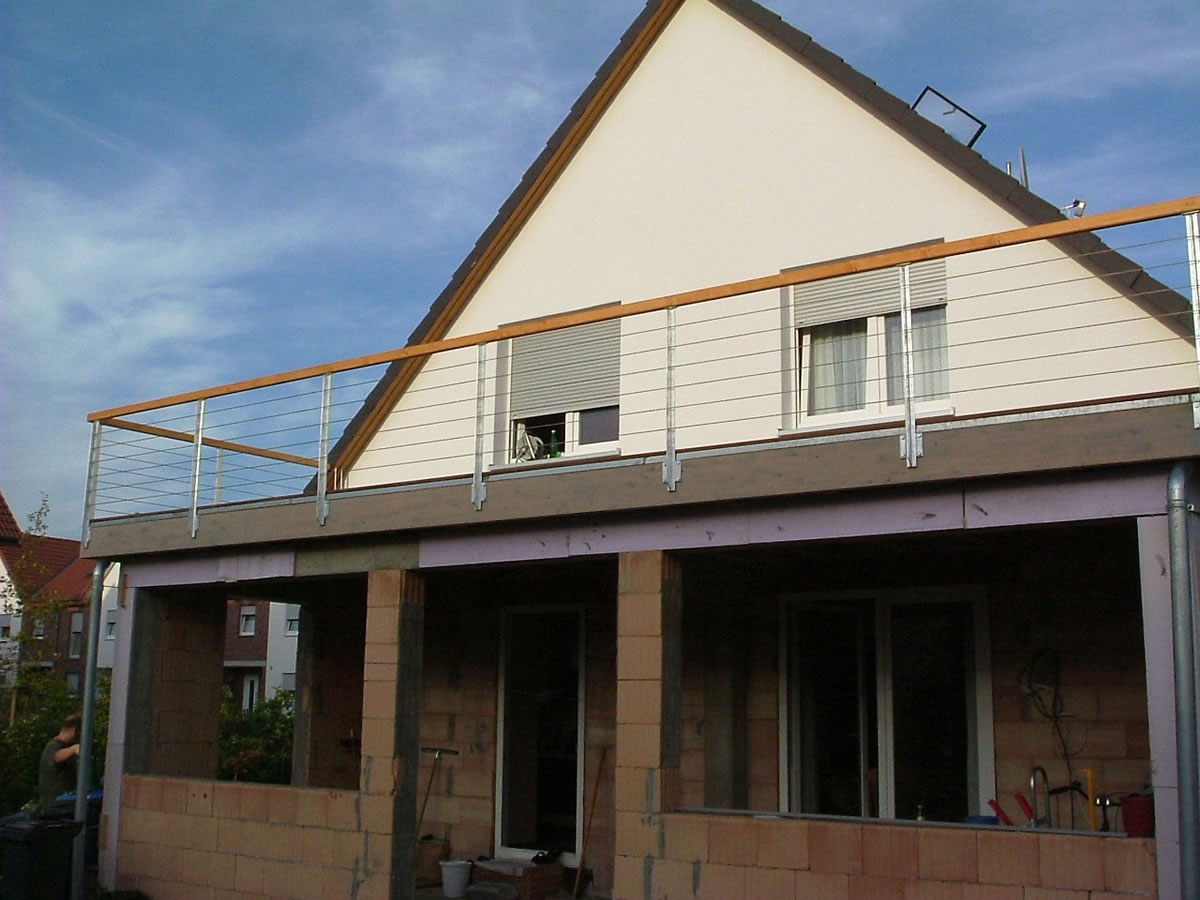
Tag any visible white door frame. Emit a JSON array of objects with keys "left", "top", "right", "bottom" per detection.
[{"left": 494, "top": 604, "right": 586, "bottom": 866}]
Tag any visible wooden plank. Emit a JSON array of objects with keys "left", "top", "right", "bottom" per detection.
[
  {"left": 104, "top": 417, "right": 319, "bottom": 468},
  {"left": 87, "top": 194, "right": 1200, "bottom": 425}
]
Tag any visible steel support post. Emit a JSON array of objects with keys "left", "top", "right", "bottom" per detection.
[
  {"left": 317, "top": 373, "right": 333, "bottom": 524},
  {"left": 81, "top": 421, "right": 103, "bottom": 547},
  {"left": 1186, "top": 211, "right": 1200, "bottom": 429},
  {"left": 189, "top": 399, "right": 205, "bottom": 538},
  {"left": 72, "top": 559, "right": 108, "bottom": 900},
  {"left": 899, "top": 263, "right": 922, "bottom": 467},
  {"left": 472, "top": 343, "right": 488, "bottom": 510},
  {"left": 663, "top": 307, "right": 682, "bottom": 490}
]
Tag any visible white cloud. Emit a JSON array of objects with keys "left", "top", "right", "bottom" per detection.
[{"left": 961, "top": 14, "right": 1200, "bottom": 112}]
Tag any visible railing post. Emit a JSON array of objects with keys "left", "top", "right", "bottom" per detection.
[
  {"left": 1185, "top": 211, "right": 1200, "bottom": 429},
  {"left": 317, "top": 373, "right": 333, "bottom": 525},
  {"left": 663, "top": 307, "right": 682, "bottom": 491},
  {"left": 472, "top": 344, "right": 489, "bottom": 510},
  {"left": 189, "top": 399, "right": 205, "bottom": 538},
  {"left": 899, "top": 263, "right": 923, "bottom": 467},
  {"left": 81, "top": 421, "right": 103, "bottom": 547}
]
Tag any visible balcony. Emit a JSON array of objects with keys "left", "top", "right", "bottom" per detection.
[{"left": 81, "top": 197, "right": 1200, "bottom": 556}]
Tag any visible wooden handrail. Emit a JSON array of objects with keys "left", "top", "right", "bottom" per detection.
[
  {"left": 105, "top": 417, "right": 319, "bottom": 468},
  {"left": 88, "top": 194, "right": 1199, "bottom": 423}
]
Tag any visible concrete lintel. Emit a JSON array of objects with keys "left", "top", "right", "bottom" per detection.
[
  {"left": 293, "top": 539, "right": 418, "bottom": 577},
  {"left": 123, "top": 551, "right": 296, "bottom": 588}
]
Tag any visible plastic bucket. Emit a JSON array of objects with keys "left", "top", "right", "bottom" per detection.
[
  {"left": 1122, "top": 793, "right": 1155, "bottom": 837},
  {"left": 439, "top": 859, "right": 473, "bottom": 898}
]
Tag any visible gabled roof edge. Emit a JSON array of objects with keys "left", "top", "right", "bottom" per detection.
[{"left": 328, "top": 0, "right": 1191, "bottom": 479}]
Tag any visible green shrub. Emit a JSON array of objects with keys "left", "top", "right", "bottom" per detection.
[
  {"left": 0, "top": 670, "right": 110, "bottom": 815},
  {"left": 218, "top": 687, "right": 293, "bottom": 784}
]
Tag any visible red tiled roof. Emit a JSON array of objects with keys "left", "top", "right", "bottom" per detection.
[
  {"left": 0, "top": 491, "right": 21, "bottom": 544},
  {"left": 0, "top": 534, "right": 83, "bottom": 599},
  {"left": 36, "top": 557, "right": 96, "bottom": 605}
]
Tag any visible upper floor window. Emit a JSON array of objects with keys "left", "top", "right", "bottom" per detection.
[
  {"left": 793, "top": 255, "right": 948, "bottom": 423},
  {"left": 68, "top": 612, "right": 84, "bottom": 659},
  {"left": 105, "top": 611, "right": 117, "bottom": 640},
  {"left": 239, "top": 605, "right": 256, "bottom": 637},
  {"left": 285, "top": 604, "right": 300, "bottom": 636},
  {"left": 509, "top": 318, "right": 620, "bottom": 462}
]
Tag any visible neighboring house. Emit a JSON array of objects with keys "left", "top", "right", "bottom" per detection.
[
  {"left": 0, "top": 488, "right": 97, "bottom": 688},
  {"left": 223, "top": 599, "right": 300, "bottom": 710},
  {"left": 0, "top": 491, "right": 23, "bottom": 682},
  {"left": 81, "top": 2, "right": 1199, "bottom": 898}
]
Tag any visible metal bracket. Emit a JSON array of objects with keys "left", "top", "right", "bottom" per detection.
[
  {"left": 899, "top": 431, "right": 924, "bottom": 463},
  {"left": 663, "top": 307, "right": 682, "bottom": 491},
  {"left": 472, "top": 344, "right": 489, "bottom": 510}
]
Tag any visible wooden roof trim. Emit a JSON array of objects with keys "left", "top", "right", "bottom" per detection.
[
  {"left": 88, "top": 193, "right": 1200, "bottom": 424},
  {"left": 330, "top": 0, "right": 688, "bottom": 475}
]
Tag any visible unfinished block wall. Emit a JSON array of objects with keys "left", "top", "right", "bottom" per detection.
[
  {"left": 301, "top": 596, "right": 366, "bottom": 790},
  {"left": 417, "top": 561, "right": 618, "bottom": 892},
  {"left": 679, "top": 580, "right": 779, "bottom": 813},
  {"left": 117, "top": 776, "right": 393, "bottom": 900},
  {"left": 145, "top": 595, "right": 225, "bottom": 778},
  {"left": 990, "top": 577, "right": 1150, "bottom": 832},
  {"left": 613, "top": 811, "right": 1157, "bottom": 899}
]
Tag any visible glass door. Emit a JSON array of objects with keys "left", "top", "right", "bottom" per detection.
[{"left": 497, "top": 607, "right": 584, "bottom": 858}]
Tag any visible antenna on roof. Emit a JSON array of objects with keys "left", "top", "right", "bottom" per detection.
[{"left": 911, "top": 86, "right": 986, "bottom": 148}]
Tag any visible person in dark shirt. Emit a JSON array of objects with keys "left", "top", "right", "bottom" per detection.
[{"left": 38, "top": 713, "right": 81, "bottom": 811}]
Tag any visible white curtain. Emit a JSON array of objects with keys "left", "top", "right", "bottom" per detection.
[
  {"left": 885, "top": 306, "right": 948, "bottom": 404},
  {"left": 808, "top": 319, "right": 867, "bottom": 414}
]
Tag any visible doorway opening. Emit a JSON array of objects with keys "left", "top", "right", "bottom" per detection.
[{"left": 496, "top": 606, "right": 584, "bottom": 860}]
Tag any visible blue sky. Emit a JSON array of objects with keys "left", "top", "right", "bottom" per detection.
[{"left": 2, "top": 0, "right": 1197, "bottom": 536}]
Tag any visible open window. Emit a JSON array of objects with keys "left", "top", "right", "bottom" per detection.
[
  {"left": 782, "top": 588, "right": 993, "bottom": 822},
  {"left": 509, "top": 319, "right": 620, "bottom": 461},
  {"left": 792, "top": 256, "right": 949, "bottom": 425}
]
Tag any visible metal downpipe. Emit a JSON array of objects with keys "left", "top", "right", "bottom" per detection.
[
  {"left": 1167, "top": 463, "right": 1199, "bottom": 900},
  {"left": 72, "top": 560, "right": 109, "bottom": 900}
]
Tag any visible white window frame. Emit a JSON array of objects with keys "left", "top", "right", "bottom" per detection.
[
  {"left": 794, "top": 308, "right": 951, "bottom": 430},
  {"left": 242, "top": 673, "right": 260, "bottom": 711},
  {"left": 285, "top": 604, "right": 300, "bottom": 637},
  {"left": 494, "top": 605, "right": 586, "bottom": 868},
  {"left": 238, "top": 605, "right": 256, "bottom": 637},
  {"left": 778, "top": 587, "right": 994, "bottom": 820},
  {"left": 68, "top": 612, "right": 84, "bottom": 659}
]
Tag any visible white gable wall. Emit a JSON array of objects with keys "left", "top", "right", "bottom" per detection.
[{"left": 347, "top": 0, "right": 1191, "bottom": 488}]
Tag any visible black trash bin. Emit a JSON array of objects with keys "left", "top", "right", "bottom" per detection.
[{"left": 0, "top": 817, "right": 82, "bottom": 900}]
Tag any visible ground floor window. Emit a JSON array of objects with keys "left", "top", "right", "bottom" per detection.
[{"left": 782, "top": 588, "right": 992, "bottom": 822}]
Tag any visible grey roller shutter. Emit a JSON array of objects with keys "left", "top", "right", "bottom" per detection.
[
  {"left": 510, "top": 319, "right": 620, "bottom": 419},
  {"left": 794, "top": 257, "right": 947, "bottom": 327}
]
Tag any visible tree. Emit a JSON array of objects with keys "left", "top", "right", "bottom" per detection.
[{"left": 2, "top": 495, "right": 64, "bottom": 726}]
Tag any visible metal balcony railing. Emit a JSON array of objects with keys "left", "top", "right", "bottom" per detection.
[{"left": 82, "top": 196, "right": 1200, "bottom": 543}]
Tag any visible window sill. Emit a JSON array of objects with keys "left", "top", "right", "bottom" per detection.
[
  {"left": 490, "top": 447, "right": 622, "bottom": 474},
  {"left": 780, "top": 407, "right": 955, "bottom": 438}
]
